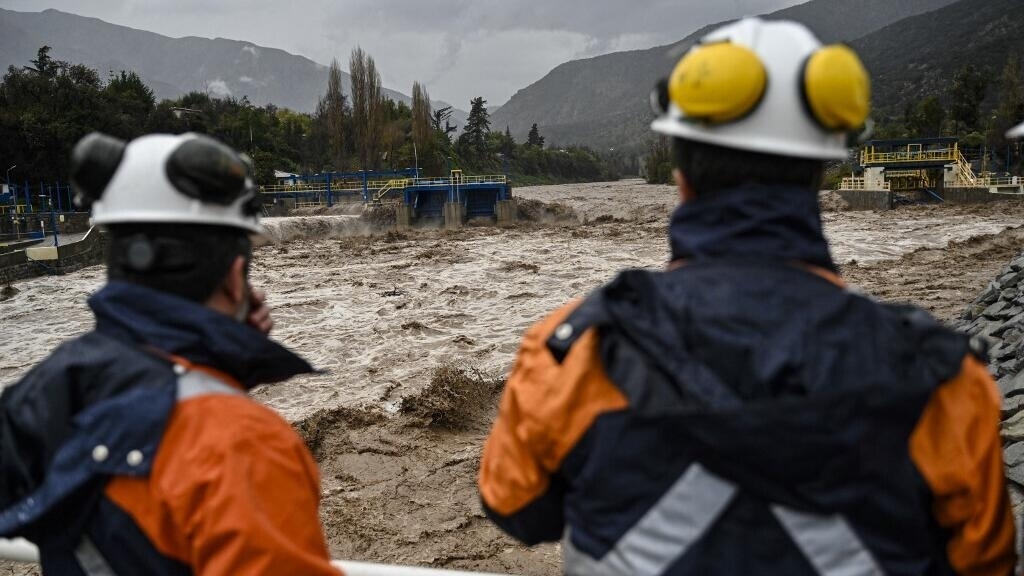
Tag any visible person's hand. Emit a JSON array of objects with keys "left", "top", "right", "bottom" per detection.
[{"left": 247, "top": 288, "right": 274, "bottom": 335}]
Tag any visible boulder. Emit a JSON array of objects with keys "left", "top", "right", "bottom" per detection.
[
  {"left": 984, "top": 300, "right": 1011, "bottom": 319},
  {"left": 1005, "top": 442, "right": 1024, "bottom": 487},
  {"left": 1000, "top": 270, "right": 1024, "bottom": 288},
  {"left": 979, "top": 282, "right": 1001, "bottom": 304},
  {"left": 998, "top": 358, "right": 1022, "bottom": 378},
  {"left": 1002, "top": 409, "right": 1024, "bottom": 443},
  {"left": 1003, "top": 394, "right": 1024, "bottom": 420}
]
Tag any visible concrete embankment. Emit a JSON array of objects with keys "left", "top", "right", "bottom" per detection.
[{"left": 0, "top": 228, "right": 107, "bottom": 286}]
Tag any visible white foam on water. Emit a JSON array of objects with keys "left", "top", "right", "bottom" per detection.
[{"left": 261, "top": 215, "right": 369, "bottom": 244}]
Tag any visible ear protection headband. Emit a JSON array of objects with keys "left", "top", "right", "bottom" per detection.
[{"left": 652, "top": 41, "right": 870, "bottom": 132}]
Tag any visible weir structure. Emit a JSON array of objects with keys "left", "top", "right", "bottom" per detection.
[
  {"left": 260, "top": 168, "right": 515, "bottom": 229},
  {"left": 837, "top": 138, "right": 1024, "bottom": 208}
]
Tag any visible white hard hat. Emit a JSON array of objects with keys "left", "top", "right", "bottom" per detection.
[
  {"left": 70, "top": 132, "right": 264, "bottom": 234},
  {"left": 1008, "top": 122, "right": 1024, "bottom": 139},
  {"left": 650, "top": 18, "right": 871, "bottom": 160}
]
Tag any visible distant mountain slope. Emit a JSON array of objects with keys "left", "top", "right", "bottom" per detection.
[
  {"left": 0, "top": 8, "right": 465, "bottom": 125},
  {"left": 850, "top": 0, "right": 1024, "bottom": 122},
  {"left": 491, "top": 0, "right": 961, "bottom": 151}
]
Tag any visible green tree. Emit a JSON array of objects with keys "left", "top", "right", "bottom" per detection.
[
  {"left": 457, "top": 96, "right": 490, "bottom": 162},
  {"left": 0, "top": 46, "right": 108, "bottom": 182},
  {"left": 500, "top": 125, "right": 516, "bottom": 156},
  {"left": 411, "top": 82, "right": 436, "bottom": 173},
  {"left": 989, "top": 57, "right": 1024, "bottom": 149},
  {"left": 950, "top": 64, "right": 989, "bottom": 135},
  {"left": 526, "top": 123, "right": 545, "bottom": 148},
  {"left": 103, "top": 71, "right": 155, "bottom": 139},
  {"left": 904, "top": 96, "right": 945, "bottom": 138},
  {"left": 431, "top": 105, "right": 457, "bottom": 143},
  {"left": 318, "top": 58, "right": 350, "bottom": 169},
  {"left": 349, "top": 47, "right": 384, "bottom": 169},
  {"left": 643, "top": 137, "right": 673, "bottom": 184}
]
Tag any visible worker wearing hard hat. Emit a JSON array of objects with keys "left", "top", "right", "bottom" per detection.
[
  {"left": 0, "top": 134, "right": 341, "bottom": 574},
  {"left": 479, "top": 18, "right": 1015, "bottom": 575}
]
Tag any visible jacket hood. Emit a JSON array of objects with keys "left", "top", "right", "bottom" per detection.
[
  {"left": 669, "top": 184, "right": 836, "bottom": 272},
  {"left": 89, "top": 282, "right": 313, "bottom": 389}
]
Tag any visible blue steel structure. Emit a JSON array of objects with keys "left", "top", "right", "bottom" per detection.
[
  {"left": 398, "top": 173, "right": 512, "bottom": 218},
  {"left": 1, "top": 182, "right": 73, "bottom": 214},
  {"left": 1, "top": 181, "right": 73, "bottom": 245},
  {"left": 261, "top": 168, "right": 512, "bottom": 221}
]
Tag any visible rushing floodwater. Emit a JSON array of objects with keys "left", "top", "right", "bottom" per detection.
[{"left": 3, "top": 180, "right": 1023, "bottom": 421}]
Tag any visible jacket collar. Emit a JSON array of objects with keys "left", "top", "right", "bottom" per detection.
[
  {"left": 668, "top": 184, "right": 836, "bottom": 272},
  {"left": 89, "top": 282, "right": 313, "bottom": 389}
]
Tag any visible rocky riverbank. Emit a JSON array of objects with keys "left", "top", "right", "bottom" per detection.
[{"left": 958, "top": 253, "right": 1024, "bottom": 541}]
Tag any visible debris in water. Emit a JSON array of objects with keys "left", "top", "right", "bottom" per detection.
[
  {"left": 0, "top": 285, "right": 19, "bottom": 302},
  {"left": 400, "top": 362, "right": 502, "bottom": 429}
]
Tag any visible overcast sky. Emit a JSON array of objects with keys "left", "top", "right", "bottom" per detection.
[{"left": 0, "top": 0, "right": 805, "bottom": 106}]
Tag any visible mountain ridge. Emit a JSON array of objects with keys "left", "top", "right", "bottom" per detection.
[
  {"left": 491, "top": 0, "right": 963, "bottom": 151},
  {"left": 0, "top": 8, "right": 466, "bottom": 125}
]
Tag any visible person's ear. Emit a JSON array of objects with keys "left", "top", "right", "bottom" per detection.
[
  {"left": 674, "top": 168, "right": 695, "bottom": 203},
  {"left": 222, "top": 255, "right": 247, "bottom": 304}
]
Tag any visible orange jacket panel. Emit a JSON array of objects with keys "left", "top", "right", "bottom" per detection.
[
  {"left": 910, "top": 355, "right": 1016, "bottom": 576},
  {"left": 479, "top": 302, "right": 629, "bottom": 516},
  {"left": 106, "top": 392, "right": 341, "bottom": 576}
]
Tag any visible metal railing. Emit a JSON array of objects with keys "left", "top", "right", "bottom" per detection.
[
  {"left": 860, "top": 147, "right": 959, "bottom": 165},
  {"left": 261, "top": 175, "right": 507, "bottom": 196},
  {"left": 977, "top": 175, "right": 1022, "bottom": 187},
  {"left": 0, "top": 538, "right": 506, "bottom": 576},
  {"left": 838, "top": 177, "right": 891, "bottom": 191},
  {"left": 955, "top": 150, "right": 978, "bottom": 186},
  {"left": 885, "top": 170, "right": 927, "bottom": 178},
  {"left": 262, "top": 183, "right": 364, "bottom": 194},
  {"left": 371, "top": 180, "right": 399, "bottom": 202},
  {"left": 0, "top": 204, "right": 31, "bottom": 215}
]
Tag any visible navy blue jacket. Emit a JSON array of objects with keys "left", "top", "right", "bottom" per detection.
[{"left": 480, "top": 185, "right": 1016, "bottom": 575}]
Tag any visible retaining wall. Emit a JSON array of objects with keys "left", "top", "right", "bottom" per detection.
[
  {"left": 941, "top": 187, "right": 1021, "bottom": 204},
  {"left": 836, "top": 190, "right": 893, "bottom": 211},
  {"left": 0, "top": 228, "right": 107, "bottom": 285}
]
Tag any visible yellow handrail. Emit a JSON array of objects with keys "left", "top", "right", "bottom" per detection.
[
  {"left": 956, "top": 150, "right": 977, "bottom": 186},
  {"left": 860, "top": 148, "right": 959, "bottom": 165},
  {"left": 838, "top": 177, "right": 891, "bottom": 191}
]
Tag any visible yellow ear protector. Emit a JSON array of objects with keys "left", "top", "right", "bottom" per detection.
[
  {"left": 652, "top": 41, "right": 870, "bottom": 132},
  {"left": 800, "top": 45, "right": 871, "bottom": 131}
]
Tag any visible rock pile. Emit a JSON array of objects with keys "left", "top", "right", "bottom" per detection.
[
  {"left": 959, "top": 255, "right": 1024, "bottom": 387},
  {"left": 958, "top": 252, "right": 1024, "bottom": 544}
]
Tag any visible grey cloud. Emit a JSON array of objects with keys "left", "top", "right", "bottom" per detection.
[{"left": 0, "top": 0, "right": 803, "bottom": 105}]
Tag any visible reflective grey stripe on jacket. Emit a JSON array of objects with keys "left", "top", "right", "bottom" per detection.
[
  {"left": 563, "top": 463, "right": 881, "bottom": 576},
  {"left": 176, "top": 368, "right": 244, "bottom": 401},
  {"left": 772, "top": 506, "right": 883, "bottom": 576},
  {"left": 75, "top": 536, "right": 116, "bottom": 576}
]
